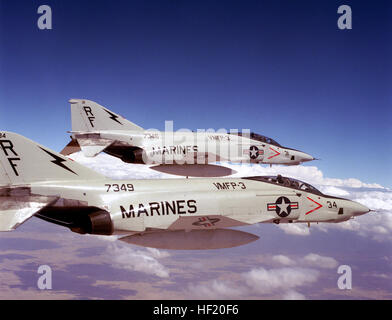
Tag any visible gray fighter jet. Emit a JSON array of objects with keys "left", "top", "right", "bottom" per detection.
[
  {"left": 0, "top": 132, "right": 369, "bottom": 250},
  {"left": 61, "top": 99, "right": 315, "bottom": 177}
]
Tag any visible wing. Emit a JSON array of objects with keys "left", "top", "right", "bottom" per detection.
[{"left": 0, "top": 187, "right": 58, "bottom": 231}]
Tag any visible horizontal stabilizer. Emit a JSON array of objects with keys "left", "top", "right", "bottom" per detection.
[
  {"left": 0, "top": 187, "right": 58, "bottom": 231},
  {"left": 60, "top": 139, "right": 81, "bottom": 156},
  {"left": 80, "top": 145, "right": 110, "bottom": 158},
  {"left": 75, "top": 134, "right": 114, "bottom": 157},
  {"left": 120, "top": 229, "right": 259, "bottom": 250}
]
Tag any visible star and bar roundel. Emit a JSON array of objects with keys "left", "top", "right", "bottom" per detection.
[
  {"left": 249, "top": 145, "right": 264, "bottom": 159},
  {"left": 267, "top": 196, "right": 299, "bottom": 218}
]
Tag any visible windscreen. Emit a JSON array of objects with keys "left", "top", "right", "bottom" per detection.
[
  {"left": 243, "top": 175, "right": 323, "bottom": 196},
  {"left": 230, "top": 132, "right": 282, "bottom": 147}
]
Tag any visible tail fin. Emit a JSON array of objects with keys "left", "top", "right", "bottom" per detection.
[
  {"left": 0, "top": 131, "right": 104, "bottom": 185},
  {"left": 70, "top": 99, "right": 144, "bottom": 132}
]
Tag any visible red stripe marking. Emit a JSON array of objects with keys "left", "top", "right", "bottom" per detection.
[
  {"left": 305, "top": 197, "right": 323, "bottom": 215},
  {"left": 267, "top": 147, "right": 280, "bottom": 159}
]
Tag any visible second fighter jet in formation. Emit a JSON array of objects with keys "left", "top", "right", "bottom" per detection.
[{"left": 61, "top": 99, "right": 315, "bottom": 176}]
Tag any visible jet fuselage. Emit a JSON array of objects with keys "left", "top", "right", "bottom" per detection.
[{"left": 32, "top": 176, "right": 369, "bottom": 236}]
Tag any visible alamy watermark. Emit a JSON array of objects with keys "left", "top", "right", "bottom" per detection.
[
  {"left": 37, "top": 5, "right": 52, "bottom": 30},
  {"left": 337, "top": 5, "right": 352, "bottom": 30},
  {"left": 137, "top": 122, "right": 254, "bottom": 165},
  {"left": 337, "top": 265, "right": 352, "bottom": 290},
  {"left": 37, "top": 265, "right": 52, "bottom": 290},
  {"left": 35, "top": 4, "right": 352, "bottom": 31}
]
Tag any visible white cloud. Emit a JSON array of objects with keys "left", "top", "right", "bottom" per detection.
[
  {"left": 188, "top": 280, "right": 245, "bottom": 299},
  {"left": 242, "top": 267, "right": 319, "bottom": 294},
  {"left": 186, "top": 266, "right": 317, "bottom": 300},
  {"left": 106, "top": 243, "right": 170, "bottom": 278},
  {"left": 350, "top": 191, "right": 392, "bottom": 211},
  {"left": 282, "top": 290, "right": 306, "bottom": 300},
  {"left": 186, "top": 253, "right": 340, "bottom": 299},
  {"left": 69, "top": 152, "right": 174, "bottom": 180},
  {"left": 227, "top": 163, "right": 384, "bottom": 189},
  {"left": 303, "top": 253, "right": 338, "bottom": 269},
  {"left": 145, "top": 247, "right": 171, "bottom": 259},
  {"left": 278, "top": 224, "right": 311, "bottom": 236},
  {"left": 308, "top": 209, "right": 392, "bottom": 242},
  {"left": 272, "top": 255, "right": 295, "bottom": 266},
  {"left": 318, "top": 186, "right": 350, "bottom": 197}
]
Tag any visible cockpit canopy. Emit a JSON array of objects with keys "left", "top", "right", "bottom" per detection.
[
  {"left": 230, "top": 132, "right": 282, "bottom": 147},
  {"left": 243, "top": 175, "right": 323, "bottom": 196}
]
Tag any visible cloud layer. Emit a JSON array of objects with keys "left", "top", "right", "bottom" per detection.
[
  {"left": 186, "top": 253, "right": 339, "bottom": 299},
  {"left": 106, "top": 243, "right": 170, "bottom": 278}
]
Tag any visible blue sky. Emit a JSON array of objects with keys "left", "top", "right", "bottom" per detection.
[{"left": 0, "top": 0, "right": 391, "bottom": 187}]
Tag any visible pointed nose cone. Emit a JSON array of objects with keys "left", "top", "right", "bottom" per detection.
[
  {"left": 296, "top": 151, "right": 315, "bottom": 163},
  {"left": 351, "top": 202, "right": 371, "bottom": 217}
]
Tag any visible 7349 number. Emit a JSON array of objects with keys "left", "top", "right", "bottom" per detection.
[{"left": 105, "top": 184, "right": 134, "bottom": 192}]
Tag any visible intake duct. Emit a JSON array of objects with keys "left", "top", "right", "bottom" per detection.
[
  {"left": 36, "top": 207, "right": 114, "bottom": 236},
  {"left": 104, "top": 145, "right": 145, "bottom": 164},
  {"left": 82, "top": 210, "right": 114, "bottom": 235}
]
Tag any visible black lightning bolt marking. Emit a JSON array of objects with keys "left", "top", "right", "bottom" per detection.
[
  {"left": 39, "top": 147, "right": 77, "bottom": 175},
  {"left": 104, "top": 109, "right": 123, "bottom": 125}
]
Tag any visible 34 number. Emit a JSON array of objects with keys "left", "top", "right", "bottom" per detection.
[{"left": 327, "top": 201, "right": 337, "bottom": 209}]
